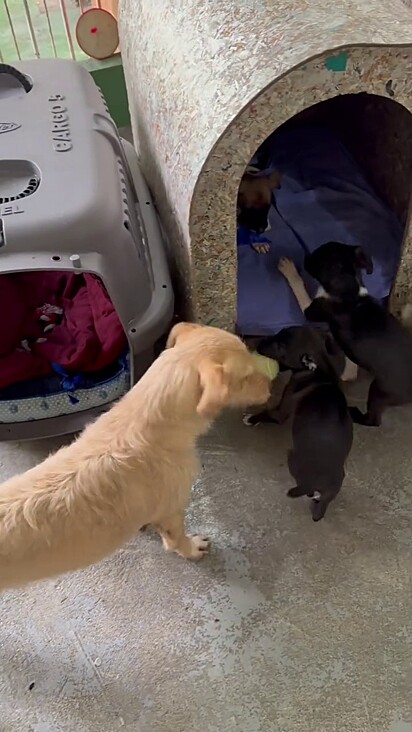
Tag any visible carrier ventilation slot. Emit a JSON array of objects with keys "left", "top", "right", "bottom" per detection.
[
  {"left": 117, "top": 157, "right": 131, "bottom": 221},
  {"left": 97, "top": 86, "right": 110, "bottom": 115},
  {"left": 117, "top": 156, "right": 149, "bottom": 268},
  {"left": 0, "top": 175, "right": 40, "bottom": 204}
]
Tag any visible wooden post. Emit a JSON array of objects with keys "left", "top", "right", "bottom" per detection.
[{"left": 100, "top": 0, "right": 118, "bottom": 17}]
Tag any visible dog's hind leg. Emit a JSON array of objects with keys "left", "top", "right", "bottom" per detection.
[
  {"left": 286, "top": 452, "right": 313, "bottom": 499},
  {"left": 156, "top": 512, "right": 210, "bottom": 561},
  {"left": 311, "top": 498, "right": 328, "bottom": 522},
  {"left": 311, "top": 485, "right": 341, "bottom": 521},
  {"left": 287, "top": 485, "right": 309, "bottom": 498},
  {"left": 349, "top": 379, "right": 389, "bottom": 426},
  {"left": 287, "top": 454, "right": 317, "bottom": 501}
]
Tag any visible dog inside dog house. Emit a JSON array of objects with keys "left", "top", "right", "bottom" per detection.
[
  {"left": 120, "top": 0, "right": 412, "bottom": 333},
  {"left": 236, "top": 92, "right": 412, "bottom": 338}
]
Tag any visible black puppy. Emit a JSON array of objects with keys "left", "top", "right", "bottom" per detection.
[
  {"left": 303, "top": 242, "right": 412, "bottom": 426},
  {"left": 246, "top": 327, "right": 353, "bottom": 521}
]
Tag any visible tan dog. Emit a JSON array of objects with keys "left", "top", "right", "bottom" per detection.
[
  {"left": 0, "top": 323, "right": 270, "bottom": 591},
  {"left": 237, "top": 170, "right": 281, "bottom": 252}
]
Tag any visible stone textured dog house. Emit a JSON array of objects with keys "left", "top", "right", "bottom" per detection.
[{"left": 120, "top": 0, "right": 412, "bottom": 329}]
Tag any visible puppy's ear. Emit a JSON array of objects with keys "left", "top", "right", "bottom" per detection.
[
  {"left": 166, "top": 322, "right": 198, "bottom": 349},
  {"left": 354, "top": 247, "right": 373, "bottom": 275},
  {"left": 258, "top": 337, "right": 286, "bottom": 362},
  {"left": 197, "top": 359, "right": 228, "bottom": 418}
]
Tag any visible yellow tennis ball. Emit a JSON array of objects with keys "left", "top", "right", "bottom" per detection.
[{"left": 251, "top": 352, "right": 279, "bottom": 380}]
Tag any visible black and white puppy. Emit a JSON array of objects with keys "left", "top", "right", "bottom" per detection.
[
  {"left": 303, "top": 242, "right": 412, "bottom": 426},
  {"left": 277, "top": 256, "right": 359, "bottom": 382},
  {"left": 246, "top": 326, "right": 353, "bottom": 521}
]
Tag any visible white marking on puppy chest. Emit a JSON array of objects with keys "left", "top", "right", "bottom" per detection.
[
  {"left": 315, "top": 286, "right": 329, "bottom": 299},
  {"left": 315, "top": 285, "right": 368, "bottom": 298}
]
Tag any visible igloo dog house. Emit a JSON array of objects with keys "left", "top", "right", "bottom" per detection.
[{"left": 120, "top": 0, "right": 412, "bottom": 332}]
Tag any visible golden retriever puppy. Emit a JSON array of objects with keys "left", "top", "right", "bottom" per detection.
[{"left": 0, "top": 323, "right": 270, "bottom": 591}]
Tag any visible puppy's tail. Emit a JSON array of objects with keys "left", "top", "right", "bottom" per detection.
[{"left": 401, "top": 304, "right": 412, "bottom": 330}]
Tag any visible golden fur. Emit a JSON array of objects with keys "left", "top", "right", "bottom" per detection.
[
  {"left": 0, "top": 323, "right": 270, "bottom": 591},
  {"left": 237, "top": 171, "right": 281, "bottom": 210},
  {"left": 237, "top": 170, "right": 282, "bottom": 252}
]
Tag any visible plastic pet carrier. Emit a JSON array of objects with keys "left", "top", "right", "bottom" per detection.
[{"left": 0, "top": 59, "right": 173, "bottom": 440}]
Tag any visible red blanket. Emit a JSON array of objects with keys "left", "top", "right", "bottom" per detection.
[{"left": 0, "top": 272, "right": 127, "bottom": 389}]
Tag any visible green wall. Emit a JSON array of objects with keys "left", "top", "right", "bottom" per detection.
[{"left": 83, "top": 55, "right": 130, "bottom": 128}]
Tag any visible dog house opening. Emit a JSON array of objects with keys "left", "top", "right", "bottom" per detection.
[
  {"left": 0, "top": 270, "right": 130, "bottom": 423},
  {"left": 236, "top": 93, "right": 412, "bottom": 337}
]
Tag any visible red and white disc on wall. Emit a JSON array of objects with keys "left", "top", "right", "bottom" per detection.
[{"left": 76, "top": 8, "right": 119, "bottom": 61}]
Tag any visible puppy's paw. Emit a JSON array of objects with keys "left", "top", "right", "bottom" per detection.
[
  {"left": 245, "top": 411, "right": 283, "bottom": 426},
  {"left": 243, "top": 413, "right": 260, "bottom": 426},
  {"left": 349, "top": 407, "right": 380, "bottom": 426},
  {"left": 252, "top": 244, "right": 270, "bottom": 254},
  {"left": 349, "top": 406, "right": 364, "bottom": 423},
  {"left": 188, "top": 535, "right": 210, "bottom": 560},
  {"left": 278, "top": 257, "right": 299, "bottom": 281},
  {"left": 287, "top": 485, "right": 307, "bottom": 498},
  {"left": 311, "top": 499, "right": 326, "bottom": 522}
]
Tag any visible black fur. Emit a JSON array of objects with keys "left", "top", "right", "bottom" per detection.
[
  {"left": 253, "top": 325, "right": 345, "bottom": 378},
  {"left": 287, "top": 370, "right": 352, "bottom": 521},
  {"left": 304, "top": 242, "right": 412, "bottom": 426},
  {"left": 248, "top": 326, "right": 353, "bottom": 520},
  {"left": 237, "top": 205, "right": 271, "bottom": 235}
]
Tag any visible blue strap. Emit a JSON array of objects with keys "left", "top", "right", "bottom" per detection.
[
  {"left": 237, "top": 225, "right": 271, "bottom": 247},
  {"left": 51, "top": 363, "right": 83, "bottom": 393}
]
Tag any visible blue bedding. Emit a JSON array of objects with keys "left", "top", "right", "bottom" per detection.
[{"left": 237, "top": 126, "right": 404, "bottom": 335}]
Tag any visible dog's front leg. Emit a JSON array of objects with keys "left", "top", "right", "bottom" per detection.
[
  {"left": 278, "top": 257, "right": 312, "bottom": 311},
  {"left": 156, "top": 512, "right": 210, "bottom": 560},
  {"left": 278, "top": 257, "right": 358, "bottom": 382},
  {"left": 266, "top": 375, "right": 300, "bottom": 424},
  {"left": 244, "top": 375, "right": 297, "bottom": 425}
]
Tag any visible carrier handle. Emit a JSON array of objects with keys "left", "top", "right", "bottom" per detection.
[{"left": 0, "top": 64, "right": 32, "bottom": 93}]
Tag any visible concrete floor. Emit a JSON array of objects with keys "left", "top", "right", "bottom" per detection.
[{"left": 0, "top": 380, "right": 412, "bottom": 732}]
